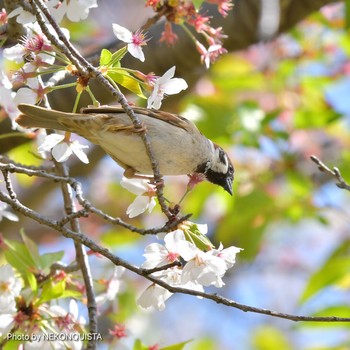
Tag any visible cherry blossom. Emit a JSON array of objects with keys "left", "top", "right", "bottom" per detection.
[
  {"left": 112, "top": 23, "right": 147, "bottom": 62},
  {"left": 96, "top": 266, "right": 125, "bottom": 305},
  {"left": 3, "top": 25, "right": 54, "bottom": 64},
  {"left": 159, "top": 22, "right": 178, "bottom": 46},
  {"left": 38, "top": 133, "right": 89, "bottom": 164},
  {"left": 207, "top": 0, "right": 234, "bottom": 17},
  {"left": 0, "top": 264, "right": 22, "bottom": 314},
  {"left": 181, "top": 247, "right": 227, "bottom": 287},
  {"left": 7, "top": 6, "right": 36, "bottom": 24},
  {"left": 211, "top": 243, "right": 242, "bottom": 269},
  {"left": 142, "top": 230, "right": 192, "bottom": 269},
  {"left": 50, "top": 0, "right": 97, "bottom": 23},
  {"left": 0, "top": 8, "right": 7, "bottom": 26},
  {"left": 0, "top": 70, "right": 20, "bottom": 125},
  {"left": 120, "top": 177, "right": 157, "bottom": 218},
  {"left": 147, "top": 66, "right": 188, "bottom": 109},
  {"left": 195, "top": 41, "right": 225, "bottom": 69},
  {"left": 109, "top": 324, "right": 127, "bottom": 339},
  {"left": 138, "top": 266, "right": 204, "bottom": 311},
  {"left": 137, "top": 283, "right": 172, "bottom": 311},
  {"left": 0, "top": 313, "right": 16, "bottom": 337}
]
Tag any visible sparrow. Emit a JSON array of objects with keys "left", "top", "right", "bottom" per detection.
[{"left": 16, "top": 104, "right": 234, "bottom": 194}]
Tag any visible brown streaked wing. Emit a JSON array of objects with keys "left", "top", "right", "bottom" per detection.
[{"left": 80, "top": 105, "right": 192, "bottom": 132}]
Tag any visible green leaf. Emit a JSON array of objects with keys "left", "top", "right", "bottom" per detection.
[
  {"left": 3, "top": 340, "right": 20, "bottom": 350},
  {"left": 300, "top": 255, "right": 350, "bottom": 303},
  {"left": 182, "top": 223, "right": 214, "bottom": 251},
  {"left": 133, "top": 339, "right": 149, "bottom": 350},
  {"left": 39, "top": 251, "right": 65, "bottom": 271},
  {"left": 346, "top": 0, "right": 350, "bottom": 29},
  {"left": 110, "top": 46, "right": 128, "bottom": 67},
  {"left": 20, "top": 230, "right": 41, "bottom": 266},
  {"left": 101, "top": 229, "right": 141, "bottom": 247},
  {"left": 108, "top": 70, "right": 145, "bottom": 98},
  {"left": 39, "top": 279, "right": 66, "bottom": 303},
  {"left": 161, "top": 339, "right": 193, "bottom": 350},
  {"left": 27, "top": 272, "right": 38, "bottom": 292},
  {"left": 5, "top": 232, "right": 65, "bottom": 275},
  {"left": 190, "top": 338, "right": 216, "bottom": 350},
  {"left": 100, "top": 48, "right": 112, "bottom": 66},
  {"left": 192, "top": 0, "right": 204, "bottom": 10},
  {"left": 252, "top": 326, "right": 292, "bottom": 350},
  {"left": 4, "top": 239, "right": 37, "bottom": 274}
]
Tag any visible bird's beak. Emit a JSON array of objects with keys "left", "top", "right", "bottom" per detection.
[{"left": 223, "top": 178, "right": 233, "bottom": 195}]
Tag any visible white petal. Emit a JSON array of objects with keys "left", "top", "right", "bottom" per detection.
[
  {"left": 3, "top": 44, "right": 25, "bottom": 63},
  {"left": 147, "top": 197, "right": 156, "bottom": 213},
  {"left": 147, "top": 89, "right": 163, "bottom": 110},
  {"left": 126, "top": 196, "right": 150, "bottom": 218},
  {"left": 147, "top": 88, "right": 158, "bottom": 109},
  {"left": 71, "top": 141, "right": 89, "bottom": 164},
  {"left": 55, "top": 0, "right": 97, "bottom": 22},
  {"left": 38, "top": 133, "right": 65, "bottom": 152},
  {"left": 13, "top": 88, "right": 37, "bottom": 105},
  {"left": 26, "top": 78, "right": 40, "bottom": 89},
  {"left": 128, "top": 43, "right": 145, "bottom": 62},
  {"left": 162, "top": 78, "right": 188, "bottom": 95},
  {"left": 112, "top": 23, "right": 133, "bottom": 43},
  {"left": 52, "top": 142, "right": 72, "bottom": 162},
  {"left": 137, "top": 284, "right": 172, "bottom": 311},
  {"left": 142, "top": 243, "right": 168, "bottom": 269},
  {"left": 0, "top": 296, "right": 16, "bottom": 314},
  {"left": 120, "top": 177, "right": 148, "bottom": 195},
  {"left": 158, "top": 66, "right": 176, "bottom": 84},
  {"left": 51, "top": 2, "right": 67, "bottom": 23},
  {"left": 197, "top": 224, "right": 208, "bottom": 235},
  {"left": 164, "top": 229, "right": 186, "bottom": 251},
  {"left": 37, "top": 52, "right": 56, "bottom": 65},
  {"left": 0, "top": 314, "right": 14, "bottom": 336},
  {"left": 0, "top": 70, "right": 13, "bottom": 89},
  {"left": 208, "top": 44, "right": 222, "bottom": 53},
  {"left": 177, "top": 242, "right": 198, "bottom": 261}
]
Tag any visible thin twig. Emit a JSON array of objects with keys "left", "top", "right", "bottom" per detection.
[
  {"left": 50, "top": 262, "right": 80, "bottom": 274},
  {"left": 140, "top": 4, "right": 172, "bottom": 32},
  {"left": 1, "top": 170, "right": 16, "bottom": 200},
  {"left": 1, "top": 189, "right": 350, "bottom": 324},
  {"left": 310, "top": 155, "right": 350, "bottom": 191}
]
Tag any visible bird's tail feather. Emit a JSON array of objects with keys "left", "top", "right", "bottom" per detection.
[{"left": 16, "top": 104, "right": 79, "bottom": 131}]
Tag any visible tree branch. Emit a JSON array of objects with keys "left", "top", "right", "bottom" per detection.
[
  {"left": 0, "top": 160, "right": 191, "bottom": 234},
  {"left": 310, "top": 155, "right": 350, "bottom": 192},
  {"left": 1, "top": 184, "right": 350, "bottom": 324}
]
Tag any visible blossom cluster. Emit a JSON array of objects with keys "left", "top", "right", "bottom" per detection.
[
  {"left": 0, "top": 264, "right": 85, "bottom": 349},
  {"left": 138, "top": 227, "right": 241, "bottom": 311},
  {"left": 146, "top": 0, "right": 232, "bottom": 68}
]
